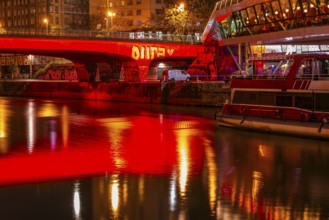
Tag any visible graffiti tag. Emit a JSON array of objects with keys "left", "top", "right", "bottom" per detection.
[{"left": 131, "top": 46, "right": 175, "bottom": 60}]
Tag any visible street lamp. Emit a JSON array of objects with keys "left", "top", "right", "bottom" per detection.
[
  {"left": 108, "top": 11, "right": 115, "bottom": 30},
  {"left": 28, "top": 55, "right": 33, "bottom": 79},
  {"left": 178, "top": 3, "right": 185, "bottom": 12},
  {"left": 43, "top": 18, "right": 48, "bottom": 35}
]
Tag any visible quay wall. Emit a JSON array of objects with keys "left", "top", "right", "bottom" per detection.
[{"left": 0, "top": 81, "right": 230, "bottom": 107}]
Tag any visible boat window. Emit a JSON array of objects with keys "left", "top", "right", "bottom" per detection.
[
  {"left": 276, "top": 94, "right": 292, "bottom": 107},
  {"left": 294, "top": 94, "right": 313, "bottom": 110},
  {"left": 318, "top": 59, "right": 329, "bottom": 78},
  {"left": 258, "top": 92, "right": 276, "bottom": 105},
  {"left": 232, "top": 91, "right": 258, "bottom": 104},
  {"left": 296, "top": 59, "right": 313, "bottom": 79},
  {"left": 315, "top": 93, "right": 329, "bottom": 111},
  {"left": 251, "top": 59, "right": 293, "bottom": 79}
]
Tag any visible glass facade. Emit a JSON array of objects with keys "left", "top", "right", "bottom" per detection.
[{"left": 215, "top": 0, "right": 329, "bottom": 39}]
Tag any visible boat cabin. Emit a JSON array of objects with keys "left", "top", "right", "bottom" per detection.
[{"left": 232, "top": 54, "right": 329, "bottom": 83}]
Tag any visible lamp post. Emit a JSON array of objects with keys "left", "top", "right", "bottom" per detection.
[
  {"left": 178, "top": 3, "right": 184, "bottom": 12},
  {"left": 43, "top": 18, "right": 48, "bottom": 35},
  {"left": 28, "top": 55, "right": 33, "bottom": 79},
  {"left": 108, "top": 11, "right": 115, "bottom": 31}
]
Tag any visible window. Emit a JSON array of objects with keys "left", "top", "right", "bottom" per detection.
[
  {"left": 156, "top": 0, "right": 161, "bottom": 3},
  {"left": 121, "top": 0, "right": 124, "bottom": 6},
  {"left": 137, "top": 0, "right": 141, "bottom": 4},
  {"left": 137, "top": 20, "right": 142, "bottom": 26},
  {"left": 127, "top": 0, "right": 132, "bottom": 5},
  {"left": 136, "top": 9, "right": 141, "bottom": 15},
  {"left": 127, "top": 10, "right": 133, "bottom": 16},
  {"left": 276, "top": 94, "right": 292, "bottom": 107},
  {"left": 155, "top": 9, "right": 162, "bottom": 14},
  {"left": 295, "top": 94, "right": 313, "bottom": 110}
]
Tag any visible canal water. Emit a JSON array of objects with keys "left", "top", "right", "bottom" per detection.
[{"left": 0, "top": 97, "right": 328, "bottom": 220}]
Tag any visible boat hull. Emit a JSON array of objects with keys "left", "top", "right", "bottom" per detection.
[{"left": 216, "top": 113, "right": 329, "bottom": 140}]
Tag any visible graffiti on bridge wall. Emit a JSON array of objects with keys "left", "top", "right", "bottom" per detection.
[
  {"left": 43, "top": 65, "right": 78, "bottom": 80},
  {"left": 131, "top": 45, "right": 174, "bottom": 60}
]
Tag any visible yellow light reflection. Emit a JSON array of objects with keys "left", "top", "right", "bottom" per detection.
[
  {"left": 138, "top": 176, "right": 145, "bottom": 203},
  {"left": 37, "top": 102, "right": 59, "bottom": 117},
  {"left": 205, "top": 138, "right": 218, "bottom": 214},
  {"left": 26, "top": 101, "right": 36, "bottom": 153},
  {"left": 109, "top": 174, "right": 120, "bottom": 217},
  {"left": 98, "top": 118, "right": 132, "bottom": 169},
  {"left": 252, "top": 171, "right": 263, "bottom": 211},
  {"left": 174, "top": 121, "right": 197, "bottom": 201},
  {"left": 61, "top": 106, "right": 69, "bottom": 148},
  {"left": 0, "top": 99, "right": 10, "bottom": 153}
]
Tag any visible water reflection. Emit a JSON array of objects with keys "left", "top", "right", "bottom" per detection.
[{"left": 0, "top": 98, "right": 328, "bottom": 219}]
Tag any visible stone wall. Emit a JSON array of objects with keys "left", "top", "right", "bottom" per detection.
[{"left": 0, "top": 81, "right": 230, "bottom": 107}]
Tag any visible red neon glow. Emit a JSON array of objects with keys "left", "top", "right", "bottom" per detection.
[{"left": 0, "top": 114, "right": 212, "bottom": 186}]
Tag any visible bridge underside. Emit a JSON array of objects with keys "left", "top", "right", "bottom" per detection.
[{"left": 203, "top": 0, "right": 329, "bottom": 46}]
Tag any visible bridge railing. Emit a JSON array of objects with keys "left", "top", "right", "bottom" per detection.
[{"left": 0, "top": 28, "right": 202, "bottom": 44}]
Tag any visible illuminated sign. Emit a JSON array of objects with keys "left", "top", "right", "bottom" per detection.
[{"left": 131, "top": 45, "right": 174, "bottom": 60}]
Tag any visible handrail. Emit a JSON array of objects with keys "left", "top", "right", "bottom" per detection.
[{"left": 0, "top": 28, "right": 202, "bottom": 44}]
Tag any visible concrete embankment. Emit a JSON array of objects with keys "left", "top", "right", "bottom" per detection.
[{"left": 0, "top": 80, "right": 230, "bottom": 107}]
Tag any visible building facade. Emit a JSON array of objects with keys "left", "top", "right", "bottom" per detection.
[
  {"left": 90, "top": 0, "right": 164, "bottom": 31},
  {"left": 0, "top": 0, "right": 90, "bottom": 32}
]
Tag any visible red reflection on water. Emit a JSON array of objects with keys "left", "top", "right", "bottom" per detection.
[{"left": 0, "top": 113, "right": 210, "bottom": 186}]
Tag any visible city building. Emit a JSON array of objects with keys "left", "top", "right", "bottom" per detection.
[
  {"left": 0, "top": 0, "right": 90, "bottom": 32},
  {"left": 90, "top": 0, "right": 165, "bottom": 31}
]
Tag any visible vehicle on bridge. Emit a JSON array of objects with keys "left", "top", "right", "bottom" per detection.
[{"left": 216, "top": 54, "right": 329, "bottom": 140}]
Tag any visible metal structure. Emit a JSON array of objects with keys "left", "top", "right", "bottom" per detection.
[{"left": 203, "top": 0, "right": 329, "bottom": 45}]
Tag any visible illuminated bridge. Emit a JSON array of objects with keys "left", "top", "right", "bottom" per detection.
[
  {"left": 0, "top": 31, "right": 203, "bottom": 82},
  {"left": 202, "top": 0, "right": 329, "bottom": 46}
]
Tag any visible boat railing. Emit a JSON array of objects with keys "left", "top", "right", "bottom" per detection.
[
  {"left": 295, "top": 74, "right": 329, "bottom": 80},
  {"left": 227, "top": 103, "right": 324, "bottom": 122},
  {"left": 230, "top": 73, "right": 287, "bottom": 80}
]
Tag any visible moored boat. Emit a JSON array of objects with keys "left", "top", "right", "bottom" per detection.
[{"left": 216, "top": 54, "right": 329, "bottom": 139}]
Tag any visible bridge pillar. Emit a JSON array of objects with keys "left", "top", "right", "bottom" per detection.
[
  {"left": 73, "top": 62, "right": 98, "bottom": 82},
  {"left": 121, "top": 60, "right": 151, "bottom": 82}
]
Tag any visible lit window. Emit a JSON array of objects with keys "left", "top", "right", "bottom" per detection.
[
  {"left": 109, "top": 2, "right": 113, "bottom": 7},
  {"left": 121, "top": 0, "right": 124, "bottom": 6}
]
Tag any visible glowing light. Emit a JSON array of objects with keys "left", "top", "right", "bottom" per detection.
[
  {"left": 169, "top": 174, "right": 177, "bottom": 211},
  {"left": 0, "top": 99, "right": 9, "bottom": 153},
  {"left": 73, "top": 182, "right": 81, "bottom": 219},
  {"left": 26, "top": 101, "right": 36, "bottom": 153},
  {"left": 178, "top": 3, "right": 185, "bottom": 12},
  {"left": 158, "top": 63, "right": 166, "bottom": 68},
  {"left": 109, "top": 174, "right": 120, "bottom": 216}
]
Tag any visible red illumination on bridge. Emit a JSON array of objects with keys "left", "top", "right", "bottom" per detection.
[{"left": 0, "top": 36, "right": 204, "bottom": 81}]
